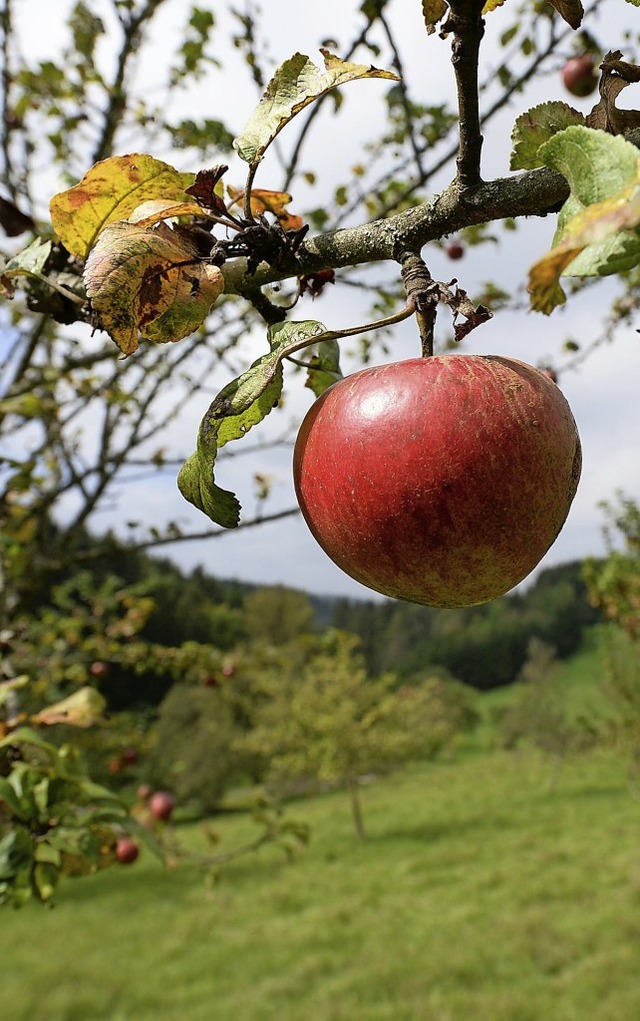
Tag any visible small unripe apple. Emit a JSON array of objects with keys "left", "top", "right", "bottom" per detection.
[
  {"left": 445, "top": 240, "right": 464, "bottom": 260},
  {"left": 116, "top": 836, "right": 139, "bottom": 865},
  {"left": 562, "top": 55, "right": 598, "bottom": 97},
  {"left": 149, "top": 790, "right": 175, "bottom": 821},
  {"left": 293, "top": 355, "right": 581, "bottom": 608}
]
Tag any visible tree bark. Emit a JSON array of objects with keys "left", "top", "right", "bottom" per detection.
[{"left": 348, "top": 777, "right": 367, "bottom": 842}]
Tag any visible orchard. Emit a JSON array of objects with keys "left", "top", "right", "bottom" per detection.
[{"left": 1, "top": 0, "right": 640, "bottom": 905}]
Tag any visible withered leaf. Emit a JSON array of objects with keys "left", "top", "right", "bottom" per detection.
[
  {"left": 422, "top": 0, "right": 449, "bottom": 34},
  {"left": 227, "top": 185, "right": 304, "bottom": 230},
  {"left": 545, "top": 0, "right": 583, "bottom": 28},
  {"left": 185, "top": 166, "right": 229, "bottom": 216},
  {"left": 0, "top": 196, "right": 35, "bottom": 237},
  {"left": 84, "top": 220, "right": 223, "bottom": 355},
  {"left": 586, "top": 51, "right": 640, "bottom": 135}
]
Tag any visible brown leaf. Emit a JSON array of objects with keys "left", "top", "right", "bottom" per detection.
[
  {"left": 227, "top": 185, "right": 304, "bottom": 230},
  {"left": 422, "top": 0, "right": 449, "bottom": 34},
  {"left": 0, "top": 196, "right": 35, "bottom": 237},
  {"left": 185, "top": 166, "right": 230, "bottom": 217},
  {"left": 545, "top": 0, "right": 583, "bottom": 28},
  {"left": 586, "top": 51, "right": 640, "bottom": 135}
]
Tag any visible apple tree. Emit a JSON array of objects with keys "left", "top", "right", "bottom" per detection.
[
  {"left": 237, "top": 629, "right": 474, "bottom": 840},
  {"left": 2, "top": 0, "right": 640, "bottom": 898}
]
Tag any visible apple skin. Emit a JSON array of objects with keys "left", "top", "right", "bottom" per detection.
[
  {"left": 116, "top": 836, "right": 140, "bottom": 865},
  {"left": 293, "top": 355, "right": 581, "bottom": 608},
  {"left": 445, "top": 241, "right": 464, "bottom": 260},
  {"left": 562, "top": 56, "right": 598, "bottom": 97},
  {"left": 149, "top": 790, "right": 175, "bottom": 822}
]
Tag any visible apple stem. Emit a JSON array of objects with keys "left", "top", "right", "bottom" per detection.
[{"left": 416, "top": 308, "right": 435, "bottom": 358}]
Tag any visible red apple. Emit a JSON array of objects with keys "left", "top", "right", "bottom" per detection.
[
  {"left": 562, "top": 55, "right": 598, "bottom": 97},
  {"left": 89, "top": 661, "right": 109, "bottom": 678},
  {"left": 149, "top": 790, "right": 175, "bottom": 821},
  {"left": 122, "top": 746, "right": 138, "bottom": 765},
  {"left": 136, "top": 783, "right": 152, "bottom": 800},
  {"left": 293, "top": 355, "right": 581, "bottom": 608},
  {"left": 445, "top": 240, "right": 464, "bottom": 260},
  {"left": 116, "top": 836, "right": 139, "bottom": 865}
]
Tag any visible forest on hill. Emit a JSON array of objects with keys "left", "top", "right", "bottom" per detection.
[{"left": 43, "top": 543, "right": 603, "bottom": 707}]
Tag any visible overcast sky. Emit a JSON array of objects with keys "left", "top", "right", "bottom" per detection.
[{"left": 14, "top": 0, "right": 640, "bottom": 600}]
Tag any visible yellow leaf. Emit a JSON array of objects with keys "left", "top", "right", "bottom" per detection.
[
  {"left": 84, "top": 221, "right": 224, "bottom": 355},
  {"left": 50, "top": 154, "right": 195, "bottom": 259},
  {"left": 482, "top": 0, "right": 507, "bottom": 11},
  {"left": 422, "top": 0, "right": 449, "bottom": 33},
  {"left": 31, "top": 687, "right": 107, "bottom": 728},
  {"left": 529, "top": 181, "right": 640, "bottom": 313}
]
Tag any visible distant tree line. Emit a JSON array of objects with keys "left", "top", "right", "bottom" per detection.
[{"left": 32, "top": 538, "right": 604, "bottom": 703}]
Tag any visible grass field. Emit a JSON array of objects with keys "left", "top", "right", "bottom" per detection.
[{"left": 2, "top": 731, "right": 640, "bottom": 1021}]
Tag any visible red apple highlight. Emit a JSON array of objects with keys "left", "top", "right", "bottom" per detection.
[
  {"left": 562, "top": 55, "right": 598, "bottom": 97},
  {"left": 293, "top": 355, "right": 581, "bottom": 608},
  {"left": 116, "top": 836, "right": 139, "bottom": 865},
  {"left": 149, "top": 790, "right": 175, "bottom": 821},
  {"left": 445, "top": 240, "right": 464, "bottom": 260}
]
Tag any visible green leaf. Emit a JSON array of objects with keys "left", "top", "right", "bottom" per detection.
[
  {"left": 33, "top": 861, "right": 59, "bottom": 903},
  {"left": 50, "top": 154, "right": 195, "bottom": 259},
  {"left": 178, "top": 320, "right": 326, "bottom": 526},
  {"left": 528, "top": 127, "right": 640, "bottom": 311},
  {"left": 34, "top": 841, "right": 62, "bottom": 867},
  {"left": 0, "top": 776, "right": 24, "bottom": 818},
  {"left": 2, "top": 238, "right": 52, "bottom": 282},
  {"left": 529, "top": 178, "right": 640, "bottom": 313},
  {"left": 0, "top": 827, "right": 33, "bottom": 881},
  {"left": 510, "top": 102, "right": 585, "bottom": 171},
  {"left": 305, "top": 340, "right": 343, "bottom": 397},
  {"left": 0, "top": 726, "right": 60, "bottom": 757},
  {"left": 233, "top": 50, "right": 398, "bottom": 166},
  {"left": 542, "top": 126, "right": 640, "bottom": 277}
]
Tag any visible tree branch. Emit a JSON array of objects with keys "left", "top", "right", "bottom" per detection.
[
  {"left": 221, "top": 166, "right": 569, "bottom": 292},
  {"left": 443, "top": 0, "right": 486, "bottom": 190},
  {"left": 92, "top": 0, "right": 167, "bottom": 163}
]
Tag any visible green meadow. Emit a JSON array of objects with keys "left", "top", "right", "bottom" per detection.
[{"left": 3, "top": 645, "right": 640, "bottom": 1021}]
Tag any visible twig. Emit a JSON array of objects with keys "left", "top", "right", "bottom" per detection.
[{"left": 440, "top": 0, "right": 486, "bottom": 191}]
